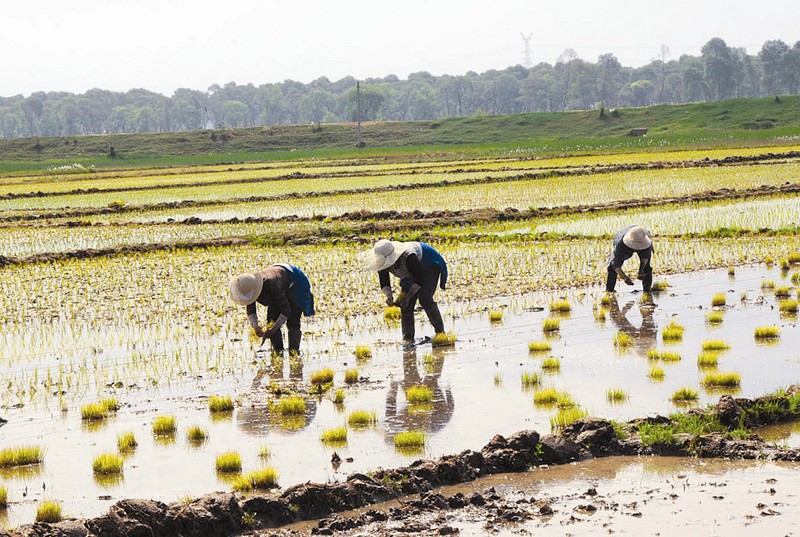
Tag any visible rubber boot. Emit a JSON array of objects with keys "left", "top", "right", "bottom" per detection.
[
  {"left": 605, "top": 267, "right": 617, "bottom": 292},
  {"left": 401, "top": 306, "right": 415, "bottom": 343},
  {"left": 269, "top": 330, "right": 284, "bottom": 353},
  {"left": 641, "top": 272, "right": 653, "bottom": 293},
  {"left": 288, "top": 328, "right": 302, "bottom": 355},
  {"left": 424, "top": 302, "right": 445, "bottom": 335}
]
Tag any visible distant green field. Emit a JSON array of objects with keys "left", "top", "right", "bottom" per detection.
[{"left": 0, "top": 96, "right": 799, "bottom": 172}]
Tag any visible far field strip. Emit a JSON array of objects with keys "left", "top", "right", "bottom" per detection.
[
  {"left": 2, "top": 193, "right": 799, "bottom": 258},
  {"left": 1, "top": 145, "right": 797, "bottom": 198}
]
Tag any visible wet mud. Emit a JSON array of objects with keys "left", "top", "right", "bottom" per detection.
[{"left": 3, "top": 388, "right": 799, "bottom": 537}]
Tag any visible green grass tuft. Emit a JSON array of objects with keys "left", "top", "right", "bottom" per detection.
[
  {"left": 706, "top": 311, "right": 725, "bottom": 324},
  {"left": 528, "top": 340, "right": 552, "bottom": 353},
  {"left": 647, "top": 367, "right": 665, "bottom": 380},
  {"left": 489, "top": 310, "right": 503, "bottom": 322},
  {"left": 0, "top": 486, "right": 7, "bottom": 508},
  {"left": 0, "top": 446, "right": 44, "bottom": 467},
  {"left": 116, "top": 432, "right": 138, "bottom": 453},
  {"left": 671, "top": 387, "right": 699, "bottom": 402},
  {"left": 310, "top": 368, "right": 334, "bottom": 385},
  {"left": 702, "top": 340, "right": 730, "bottom": 351},
  {"left": 431, "top": 332, "right": 456, "bottom": 347},
  {"left": 320, "top": 427, "right": 348, "bottom": 444},
  {"left": 702, "top": 371, "right": 742, "bottom": 387},
  {"left": 661, "top": 321, "right": 685, "bottom": 342},
  {"left": 541, "top": 357, "right": 561, "bottom": 371},
  {"left": 209, "top": 395, "right": 234, "bottom": 412},
  {"left": 406, "top": 385, "right": 434, "bottom": 404},
  {"left": 344, "top": 369, "right": 359, "bottom": 384},
  {"left": 550, "top": 407, "right": 588, "bottom": 430},
  {"left": 549, "top": 300, "right": 571, "bottom": 313},
  {"left": 354, "top": 345, "right": 372, "bottom": 360},
  {"left": 383, "top": 306, "right": 401, "bottom": 321},
  {"left": 186, "top": 426, "right": 209, "bottom": 443},
  {"left": 711, "top": 293, "right": 726, "bottom": 307},
  {"left": 520, "top": 372, "right": 540, "bottom": 388},
  {"left": 394, "top": 430, "right": 425, "bottom": 448},
  {"left": 348, "top": 410, "right": 378, "bottom": 427},
  {"left": 613, "top": 331, "right": 633, "bottom": 348},
  {"left": 333, "top": 389, "right": 345, "bottom": 404},
  {"left": 542, "top": 318, "right": 560, "bottom": 333},
  {"left": 697, "top": 351, "right": 720, "bottom": 368},
  {"left": 152, "top": 415, "right": 177, "bottom": 435},
  {"left": 272, "top": 395, "right": 306, "bottom": 415},
  {"left": 36, "top": 501, "right": 62, "bottom": 523},
  {"left": 606, "top": 388, "right": 628, "bottom": 403},
  {"left": 754, "top": 325, "right": 780, "bottom": 339}
]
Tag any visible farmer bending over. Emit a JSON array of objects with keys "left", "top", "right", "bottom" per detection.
[
  {"left": 606, "top": 225, "right": 653, "bottom": 293},
  {"left": 364, "top": 239, "right": 448, "bottom": 344},
  {"left": 229, "top": 264, "right": 314, "bottom": 354}
]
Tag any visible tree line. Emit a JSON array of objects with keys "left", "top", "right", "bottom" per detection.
[{"left": 1, "top": 37, "right": 798, "bottom": 139}]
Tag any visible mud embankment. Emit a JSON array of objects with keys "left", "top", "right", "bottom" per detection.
[{"left": 4, "top": 389, "right": 799, "bottom": 537}]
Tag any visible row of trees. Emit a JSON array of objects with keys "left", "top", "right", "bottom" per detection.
[{"left": 1, "top": 37, "right": 798, "bottom": 139}]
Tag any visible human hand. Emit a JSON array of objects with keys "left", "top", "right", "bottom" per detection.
[{"left": 623, "top": 277, "right": 634, "bottom": 285}]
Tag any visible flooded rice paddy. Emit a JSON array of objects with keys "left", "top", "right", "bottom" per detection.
[{"left": 0, "top": 263, "right": 799, "bottom": 526}]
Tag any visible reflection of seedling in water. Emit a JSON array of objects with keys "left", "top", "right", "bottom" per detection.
[
  {"left": 383, "top": 306, "right": 401, "bottom": 321},
  {"left": 489, "top": 310, "right": 503, "bottom": 322},
  {"left": 697, "top": 351, "right": 720, "bottom": 369},
  {"left": 93, "top": 453, "right": 123, "bottom": 475},
  {"left": 529, "top": 341, "right": 551, "bottom": 354},
  {"left": 705, "top": 311, "right": 724, "bottom": 324},
  {"left": 541, "top": 357, "right": 561, "bottom": 372},
  {"left": 614, "top": 332, "right": 633, "bottom": 349},
  {"left": 394, "top": 431, "right": 425, "bottom": 450},
  {"left": 209, "top": 396, "right": 234, "bottom": 413},
  {"left": 661, "top": 321, "right": 684, "bottom": 342},
  {"left": 215, "top": 452, "right": 242, "bottom": 473},
  {"left": 606, "top": 389, "right": 628, "bottom": 404},
  {"left": 702, "top": 340, "right": 730, "bottom": 351},
  {"left": 702, "top": 371, "right": 741, "bottom": 387},
  {"left": 671, "top": 387, "right": 699, "bottom": 403},
  {"left": 431, "top": 332, "right": 456, "bottom": 347},
  {"left": 542, "top": 318, "right": 560, "bottom": 334},
  {"left": 36, "top": 501, "right": 62, "bottom": 523},
  {"left": 354, "top": 346, "right": 372, "bottom": 361},
  {"left": 711, "top": 293, "right": 726, "bottom": 307},
  {"left": 117, "top": 432, "right": 137, "bottom": 453},
  {"left": 550, "top": 407, "right": 588, "bottom": 430},
  {"left": 406, "top": 385, "right": 433, "bottom": 404},
  {"left": 320, "top": 427, "right": 348, "bottom": 445},
  {"left": 520, "top": 372, "right": 540, "bottom": 389},
  {"left": 0, "top": 446, "right": 44, "bottom": 467},
  {"left": 152, "top": 416, "right": 177, "bottom": 436},
  {"left": 647, "top": 367, "right": 665, "bottom": 381},
  {"left": 186, "top": 426, "right": 209, "bottom": 445},
  {"left": 754, "top": 326, "right": 780, "bottom": 340},
  {"left": 344, "top": 369, "right": 359, "bottom": 384},
  {"left": 647, "top": 350, "right": 681, "bottom": 363},
  {"left": 348, "top": 410, "right": 377, "bottom": 427}
]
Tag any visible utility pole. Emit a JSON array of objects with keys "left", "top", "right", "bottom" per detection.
[
  {"left": 520, "top": 33, "right": 533, "bottom": 68},
  {"left": 356, "top": 81, "right": 365, "bottom": 148}
]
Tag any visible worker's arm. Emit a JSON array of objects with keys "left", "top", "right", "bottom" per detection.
[{"left": 378, "top": 269, "right": 393, "bottom": 305}]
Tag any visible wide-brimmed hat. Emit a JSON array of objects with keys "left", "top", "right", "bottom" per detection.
[
  {"left": 622, "top": 226, "right": 652, "bottom": 250},
  {"left": 229, "top": 272, "right": 263, "bottom": 305},
  {"left": 362, "top": 239, "right": 405, "bottom": 272}
]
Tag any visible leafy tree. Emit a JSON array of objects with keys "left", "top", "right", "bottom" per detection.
[{"left": 701, "top": 38, "right": 734, "bottom": 100}]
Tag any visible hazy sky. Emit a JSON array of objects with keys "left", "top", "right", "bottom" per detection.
[{"left": 2, "top": 0, "right": 797, "bottom": 98}]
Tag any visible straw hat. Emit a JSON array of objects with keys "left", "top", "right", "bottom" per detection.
[
  {"left": 622, "top": 226, "right": 652, "bottom": 250},
  {"left": 363, "top": 239, "right": 405, "bottom": 272},
  {"left": 229, "top": 272, "right": 263, "bottom": 305}
]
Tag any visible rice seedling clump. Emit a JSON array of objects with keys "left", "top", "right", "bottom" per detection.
[
  {"left": 406, "top": 385, "right": 434, "bottom": 404},
  {"left": 550, "top": 407, "right": 588, "bottom": 430},
  {"left": 774, "top": 286, "right": 792, "bottom": 298},
  {"left": 333, "top": 389, "right": 345, "bottom": 404},
  {"left": 348, "top": 410, "right": 377, "bottom": 427},
  {"left": 186, "top": 426, "right": 208, "bottom": 443},
  {"left": 711, "top": 293, "right": 726, "bottom": 307},
  {"left": 244, "top": 467, "right": 279, "bottom": 490},
  {"left": 117, "top": 432, "right": 137, "bottom": 453},
  {"left": 520, "top": 372, "right": 540, "bottom": 389},
  {"left": 152, "top": 416, "right": 177, "bottom": 435},
  {"left": 310, "top": 368, "right": 334, "bottom": 385},
  {"left": 614, "top": 332, "right": 633, "bottom": 349},
  {"left": 92, "top": 453, "right": 124, "bottom": 475},
  {"left": 258, "top": 445, "right": 271, "bottom": 459},
  {"left": 606, "top": 388, "right": 628, "bottom": 404},
  {"left": 647, "top": 367, "right": 665, "bottom": 380},
  {"left": 671, "top": 387, "right": 699, "bottom": 403},
  {"left": 208, "top": 395, "right": 234, "bottom": 412},
  {"left": 533, "top": 388, "right": 559, "bottom": 406},
  {"left": 0, "top": 446, "right": 44, "bottom": 467},
  {"left": 528, "top": 341, "right": 551, "bottom": 353},
  {"left": 541, "top": 357, "right": 561, "bottom": 371},
  {"left": 383, "top": 306, "right": 401, "bottom": 321},
  {"left": 36, "top": 501, "right": 62, "bottom": 523},
  {"left": 272, "top": 396, "right": 306, "bottom": 415},
  {"left": 344, "top": 369, "right": 359, "bottom": 384},
  {"left": 431, "top": 332, "right": 456, "bottom": 347},
  {"left": 0, "top": 486, "right": 7, "bottom": 508},
  {"left": 706, "top": 311, "right": 724, "bottom": 324},
  {"left": 320, "top": 427, "right": 348, "bottom": 444},
  {"left": 549, "top": 300, "right": 571, "bottom": 313},
  {"left": 779, "top": 299, "right": 798, "bottom": 313},
  {"left": 754, "top": 326, "right": 780, "bottom": 340},
  {"left": 661, "top": 321, "right": 685, "bottom": 342},
  {"left": 215, "top": 452, "right": 242, "bottom": 473},
  {"left": 647, "top": 350, "right": 681, "bottom": 363},
  {"left": 354, "top": 345, "right": 372, "bottom": 360},
  {"left": 394, "top": 431, "right": 425, "bottom": 449},
  {"left": 489, "top": 310, "right": 503, "bottom": 322},
  {"left": 702, "top": 371, "right": 741, "bottom": 387},
  {"left": 697, "top": 351, "right": 720, "bottom": 368},
  {"left": 702, "top": 340, "right": 730, "bottom": 351},
  {"left": 542, "top": 318, "right": 560, "bottom": 333}
]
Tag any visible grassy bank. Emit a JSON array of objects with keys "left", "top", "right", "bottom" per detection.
[{"left": 0, "top": 96, "right": 799, "bottom": 171}]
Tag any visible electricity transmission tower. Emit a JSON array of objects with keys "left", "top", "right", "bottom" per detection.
[{"left": 520, "top": 33, "right": 533, "bottom": 68}]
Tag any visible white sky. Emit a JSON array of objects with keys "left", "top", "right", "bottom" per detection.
[{"left": 1, "top": 0, "right": 797, "bottom": 98}]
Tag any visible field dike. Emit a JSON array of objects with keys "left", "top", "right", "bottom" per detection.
[{"left": 4, "top": 387, "right": 799, "bottom": 537}]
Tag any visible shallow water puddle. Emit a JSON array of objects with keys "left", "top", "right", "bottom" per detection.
[{"left": 0, "top": 263, "right": 798, "bottom": 525}]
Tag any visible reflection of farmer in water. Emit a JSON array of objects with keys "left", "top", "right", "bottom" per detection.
[
  {"left": 235, "top": 355, "right": 315, "bottom": 436},
  {"left": 607, "top": 295, "right": 657, "bottom": 357},
  {"left": 384, "top": 347, "right": 454, "bottom": 443},
  {"left": 229, "top": 264, "right": 315, "bottom": 354}
]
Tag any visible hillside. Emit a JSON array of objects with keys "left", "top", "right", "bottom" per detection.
[{"left": 0, "top": 96, "right": 799, "bottom": 168}]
